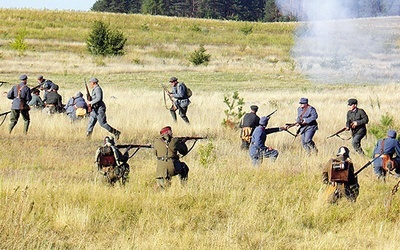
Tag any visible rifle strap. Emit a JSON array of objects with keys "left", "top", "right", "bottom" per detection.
[
  {"left": 380, "top": 139, "right": 385, "bottom": 154},
  {"left": 128, "top": 147, "right": 141, "bottom": 159},
  {"left": 0, "top": 113, "right": 8, "bottom": 127},
  {"left": 299, "top": 105, "right": 309, "bottom": 121},
  {"left": 182, "top": 139, "right": 198, "bottom": 158}
]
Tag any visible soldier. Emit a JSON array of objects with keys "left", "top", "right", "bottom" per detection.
[
  {"left": 37, "top": 75, "right": 56, "bottom": 100},
  {"left": 86, "top": 77, "right": 121, "bottom": 139},
  {"left": 153, "top": 126, "right": 189, "bottom": 189},
  {"left": 322, "top": 146, "right": 359, "bottom": 203},
  {"left": 249, "top": 116, "right": 286, "bottom": 167},
  {"left": 65, "top": 91, "right": 88, "bottom": 121},
  {"left": 371, "top": 129, "right": 400, "bottom": 180},
  {"left": 28, "top": 88, "right": 44, "bottom": 110},
  {"left": 7, "top": 74, "right": 32, "bottom": 134},
  {"left": 43, "top": 84, "right": 63, "bottom": 114},
  {"left": 239, "top": 105, "right": 260, "bottom": 150},
  {"left": 95, "top": 136, "right": 130, "bottom": 185},
  {"left": 346, "top": 98, "right": 369, "bottom": 155},
  {"left": 294, "top": 97, "right": 318, "bottom": 153},
  {"left": 167, "top": 77, "right": 190, "bottom": 124}
]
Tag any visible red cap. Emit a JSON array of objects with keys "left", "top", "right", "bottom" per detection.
[{"left": 160, "top": 126, "right": 172, "bottom": 135}]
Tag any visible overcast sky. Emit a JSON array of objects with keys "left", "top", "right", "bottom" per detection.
[{"left": 0, "top": 0, "right": 97, "bottom": 11}]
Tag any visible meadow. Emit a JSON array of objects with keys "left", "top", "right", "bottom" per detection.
[{"left": 0, "top": 8, "right": 400, "bottom": 249}]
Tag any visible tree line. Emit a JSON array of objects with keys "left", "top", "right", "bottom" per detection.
[{"left": 91, "top": 0, "right": 400, "bottom": 22}]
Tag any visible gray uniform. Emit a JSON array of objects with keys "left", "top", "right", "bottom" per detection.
[{"left": 7, "top": 82, "right": 32, "bottom": 134}]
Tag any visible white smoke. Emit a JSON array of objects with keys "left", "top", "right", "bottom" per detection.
[{"left": 275, "top": 0, "right": 400, "bottom": 84}]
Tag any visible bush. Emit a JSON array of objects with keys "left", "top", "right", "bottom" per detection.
[
  {"left": 222, "top": 91, "right": 245, "bottom": 129},
  {"left": 9, "top": 29, "right": 28, "bottom": 55},
  {"left": 86, "top": 20, "right": 127, "bottom": 56},
  {"left": 188, "top": 45, "right": 211, "bottom": 66}
]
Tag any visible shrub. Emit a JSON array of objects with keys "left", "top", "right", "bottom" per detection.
[
  {"left": 9, "top": 29, "right": 28, "bottom": 55},
  {"left": 240, "top": 23, "right": 253, "bottom": 35},
  {"left": 222, "top": 91, "right": 245, "bottom": 129},
  {"left": 188, "top": 45, "right": 211, "bottom": 66},
  {"left": 86, "top": 20, "right": 127, "bottom": 56},
  {"left": 369, "top": 113, "right": 396, "bottom": 140},
  {"left": 198, "top": 141, "right": 217, "bottom": 168}
]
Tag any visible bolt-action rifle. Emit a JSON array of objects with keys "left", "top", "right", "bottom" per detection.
[
  {"left": 84, "top": 79, "right": 92, "bottom": 112},
  {"left": 354, "top": 153, "right": 383, "bottom": 176},
  {"left": 116, "top": 144, "right": 153, "bottom": 159},
  {"left": 327, "top": 127, "right": 349, "bottom": 140},
  {"left": 285, "top": 122, "right": 301, "bottom": 140},
  {"left": 0, "top": 81, "right": 10, "bottom": 87},
  {"left": 161, "top": 83, "right": 174, "bottom": 110},
  {"left": 175, "top": 136, "right": 208, "bottom": 156},
  {"left": 30, "top": 84, "right": 43, "bottom": 91},
  {"left": 0, "top": 110, "right": 11, "bottom": 126},
  {"left": 266, "top": 109, "right": 277, "bottom": 119}
]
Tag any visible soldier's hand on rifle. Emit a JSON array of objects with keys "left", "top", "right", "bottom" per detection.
[
  {"left": 350, "top": 121, "right": 357, "bottom": 129},
  {"left": 280, "top": 127, "right": 287, "bottom": 131}
]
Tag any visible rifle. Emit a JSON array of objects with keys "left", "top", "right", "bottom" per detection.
[
  {"left": 0, "top": 81, "right": 10, "bottom": 87},
  {"left": 266, "top": 109, "right": 277, "bottom": 119},
  {"left": 161, "top": 83, "right": 174, "bottom": 110},
  {"left": 116, "top": 144, "right": 153, "bottom": 159},
  {"left": 175, "top": 136, "right": 208, "bottom": 157},
  {"left": 84, "top": 79, "right": 92, "bottom": 112},
  {"left": 285, "top": 123, "right": 300, "bottom": 141},
  {"left": 327, "top": 127, "right": 349, "bottom": 140},
  {"left": 30, "top": 84, "right": 43, "bottom": 91},
  {"left": 0, "top": 110, "right": 11, "bottom": 126},
  {"left": 354, "top": 153, "right": 383, "bottom": 176},
  {"left": 116, "top": 144, "right": 152, "bottom": 149}
]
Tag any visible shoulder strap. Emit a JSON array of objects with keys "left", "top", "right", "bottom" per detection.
[{"left": 380, "top": 139, "right": 386, "bottom": 154}]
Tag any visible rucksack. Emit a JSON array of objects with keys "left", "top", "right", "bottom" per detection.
[{"left": 180, "top": 82, "right": 192, "bottom": 98}]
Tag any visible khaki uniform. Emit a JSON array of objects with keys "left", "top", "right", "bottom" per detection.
[{"left": 153, "top": 135, "right": 189, "bottom": 187}]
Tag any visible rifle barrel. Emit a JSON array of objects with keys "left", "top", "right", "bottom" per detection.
[
  {"left": 0, "top": 111, "right": 11, "bottom": 116},
  {"left": 354, "top": 153, "right": 383, "bottom": 176},
  {"left": 116, "top": 144, "right": 152, "bottom": 149}
]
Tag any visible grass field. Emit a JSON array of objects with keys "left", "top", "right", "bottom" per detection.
[{"left": 1, "top": 8, "right": 400, "bottom": 249}]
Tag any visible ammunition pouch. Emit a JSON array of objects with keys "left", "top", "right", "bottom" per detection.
[
  {"left": 378, "top": 154, "right": 398, "bottom": 172},
  {"left": 241, "top": 127, "right": 252, "bottom": 143}
]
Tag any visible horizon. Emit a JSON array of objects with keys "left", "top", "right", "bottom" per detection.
[{"left": 0, "top": 0, "right": 96, "bottom": 11}]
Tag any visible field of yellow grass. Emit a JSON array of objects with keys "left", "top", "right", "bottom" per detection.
[{"left": 1, "top": 8, "right": 400, "bottom": 249}]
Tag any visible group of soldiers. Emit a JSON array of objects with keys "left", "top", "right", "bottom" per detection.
[
  {"left": 5, "top": 74, "right": 193, "bottom": 189},
  {"left": 240, "top": 97, "right": 400, "bottom": 203}
]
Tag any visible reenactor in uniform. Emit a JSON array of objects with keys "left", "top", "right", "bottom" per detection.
[
  {"left": 294, "top": 97, "right": 318, "bottom": 153},
  {"left": 239, "top": 105, "right": 260, "bottom": 150},
  {"left": 346, "top": 98, "right": 369, "bottom": 155},
  {"left": 249, "top": 116, "right": 286, "bottom": 167},
  {"left": 167, "top": 77, "right": 191, "bottom": 124},
  {"left": 322, "top": 146, "right": 359, "bottom": 204},
  {"left": 43, "top": 84, "right": 63, "bottom": 114},
  {"left": 86, "top": 77, "right": 121, "bottom": 139},
  {"left": 7, "top": 74, "right": 32, "bottom": 134},
  {"left": 371, "top": 129, "right": 400, "bottom": 180},
  {"left": 153, "top": 126, "right": 189, "bottom": 189}
]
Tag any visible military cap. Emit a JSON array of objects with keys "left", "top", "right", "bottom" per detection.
[
  {"left": 160, "top": 126, "right": 172, "bottom": 135},
  {"left": 37, "top": 75, "right": 44, "bottom": 80},
  {"left": 259, "top": 116, "right": 269, "bottom": 126},
  {"left": 250, "top": 105, "right": 258, "bottom": 112},
  {"left": 299, "top": 97, "right": 308, "bottom": 104},
  {"left": 169, "top": 77, "right": 178, "bottom": 82},
  {"left": 19, "top": 74, "right": 28, "bottom": 80},
  {"left": 53, "top": 84, "right": 59, "bottom": 91},
  {"left": 347, "top": 98, "right": 358, "bottom": 105},
  {"left": 387, "top": 129, "right": 397, "bottom": 139},
  {"left": 89, "top": 77, "right": 98, "bottom": 83}
]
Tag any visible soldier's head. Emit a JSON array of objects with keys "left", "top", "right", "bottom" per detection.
[
  {"left": 104, "top": 136, "right": 115, "bottom": 146},
  {"left": 299, "top": 97, "right": 308, "bottom": 107},
  {"left": 336, "top": 146, "right": 350, "bottom": 159},
  {"left": 348, "top": 98, "right": 358, "bottom": 111},
  {"left": 259, "top": 116, "right": 269, "bottom": 127},
  {"left": 89, "top": 77, "right": 99, "bottom": 87},
  {"left": 250, "top": 105, "right": 258, "bottom": 113},
  {"left": 160, "top": 126, "right": 172, "bottom": 138},
  {"left": 169, "top": 77, "right": 178, "bottom": 86},
  {"left": 387, "top": 129, "right": 397, "bottom": 139},
  {"left": 19, "top": 74, "right": 28, "bottom": 83},
  {"left": 37, "top": 75, "right": 44, "bottom": 83}
]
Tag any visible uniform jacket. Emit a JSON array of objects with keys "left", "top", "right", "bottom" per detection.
[
  {"left": 44, "top": 91, "right": 63, "bottom": 108},
  {"left": 372, "top": 137, "right": 400, "bottom": 167},
  {"left": 171, "top": 83, "right": 190, "bottom": 108},
  {"left": 7, "top": 82, "right": 32, "bottom": 110},
  {"left": 240, "top": 112, "right": 260, "bottom": 129},
  {"left": 91, "top": 85, "right": 106, "bottom": 110},
  {"left": 249, "top": 125, "right": 281, "bottom": 155},
  {"left": 28, "top": 94, "right": 44, "bottom": 108},
  {"left": 346, "top": 108, "right": 369, "bottom": 135},
  {"left": 296, "top": 105, "right": 318, "bottom": 133},
  {"left": 65, "top": 93, "right": 88, "bottom": 114},
  {"left": 154, "top": 136, "right": 188, "bottom": 178}
]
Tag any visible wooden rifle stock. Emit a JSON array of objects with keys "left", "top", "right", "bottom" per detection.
[
  {"left": 327, "top": 127, "right": 347, "bottom": 139},
  {"left": 84, "top": 79, "right": 92, "bottom": 112}
]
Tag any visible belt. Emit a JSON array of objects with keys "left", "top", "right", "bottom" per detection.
[{"left": 157, "top": 156, "right": 178, "bottom": 161}]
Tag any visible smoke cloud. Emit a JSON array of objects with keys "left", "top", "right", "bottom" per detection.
[{"left": 275, "top": 0, "right": 400, "bottom": 84}]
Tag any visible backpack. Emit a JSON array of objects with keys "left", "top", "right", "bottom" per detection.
[
  {"left": 330, "top": 159, "right": 349, "bottom": 183},
  {"left": 180, "top": 82, "right": 192, "bottom": 98},
  {"left": 98, "top": 146, "right": 116, "bottom": 166}
]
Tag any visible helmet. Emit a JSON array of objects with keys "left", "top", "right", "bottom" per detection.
[
  {"left": 104, "top": 136, "right": 115, "bottom": 146},
  {"left": 336, "top": 146, "right": 349, "bottom": 158}
]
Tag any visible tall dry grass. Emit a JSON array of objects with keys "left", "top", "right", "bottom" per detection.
[{"left": 1, "top": 8, "right": 400, "bottom": 250}]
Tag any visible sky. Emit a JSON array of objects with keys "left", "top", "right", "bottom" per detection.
[{"left": 0, "top": 0, "right": 97, "bottom": 11}]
